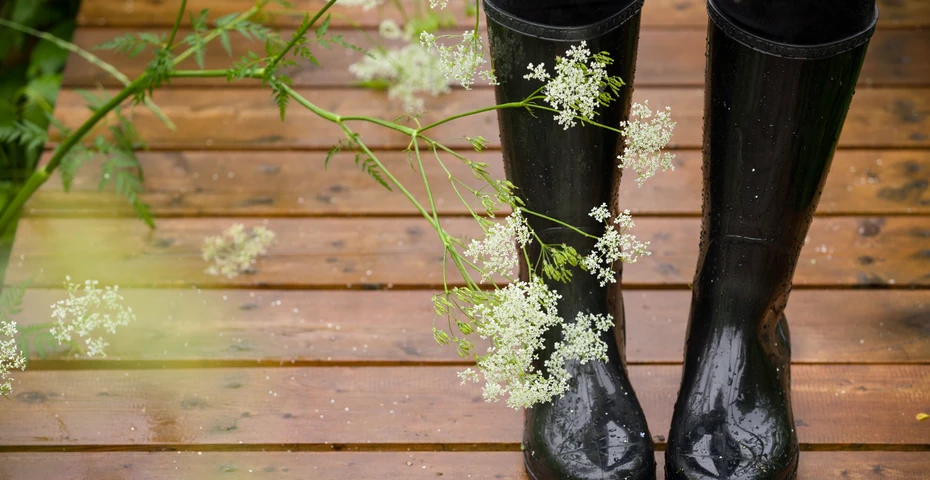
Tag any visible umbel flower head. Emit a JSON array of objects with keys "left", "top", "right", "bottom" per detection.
[
  {"left": 582, "top": 204, "right": 650, "bottom": 287},
  {"left": 463, "top": 209, "right": 531, "bottom": 282},
  {"left": 49, "top": 279, "right": 136, "bottom": 358},
  {"left": 202, "top": 224, "right": 276, "bottom": 279},
  {"left": 524, "top": 41, "right": 623, "bottom": 129},
  {"left": 420, "top": 30, "right": 497, "bottom": 90},
  {"left": 1, "top": 320, "right": 26, "bottom": 396},
  {"left": 350, "top": 38, "right": 451, "bottom": 113},
  {"left": 457, "top": 279, "right": 614, "bottom": 409},
  {"left": 619, "top": 100, "right": 677, "bottom": 186}
]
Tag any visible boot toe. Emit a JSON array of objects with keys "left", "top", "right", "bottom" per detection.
[
  {"left": 525, "top": 432, "right": 655, "bottom": 480},
  {"left": 665, "top": 449, "right": 799, "bottom": 480},
  {"left": 665, "top": 418, "right": 798, "bottom": 480},
  {"left": 523, "top": 361, "right": 656, "bottom": 480}
]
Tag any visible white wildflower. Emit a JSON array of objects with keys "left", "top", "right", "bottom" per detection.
[
  {"left": 582, "top": 204, "right": 650, "bottom": 287},
  {"left": 202, "top": 224, "right": 277, "bottom": 279},
  {"left": 618, "top": 101, "right": 676, "bottom": 186},
  {"left": 460, "top": 278, "right": 615, "bottom": 409},
  {"left": 377, "top": 19, "right": 403, "bottom": 40},
  {"left": 429, "top": 0, "right": 448, "bottom": 8},
  {"left": 524, "top": 41, "right": 620, "bottom": 129},
  {"left": 1, "top": 320, "right": 26, "bottom": 396},
  {"left": 49, "top": 280, "right": 135, "bottom": 358},
  {"left": 336, "top": 0, "right": 384, "bottom": 10},
  {"left": 350, "top": 41, "right": 451, "bottom": 112},
  {"left": 420, "top": 30, "right": 497, "bottom": 90},
  {"left": 463, "top": 209, "right": 532, "bottom": 281}
]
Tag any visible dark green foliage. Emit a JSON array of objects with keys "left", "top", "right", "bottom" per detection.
[{"left": 1, "top": 0, "right": 80, "bottom": 177}]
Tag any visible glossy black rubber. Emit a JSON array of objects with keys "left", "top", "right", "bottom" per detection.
[
  {"left": 484, "top": 1, "right": 655, "bottom": 479},
  {"left": 665, "top": 2, "right": 876, "bottom": 479}
]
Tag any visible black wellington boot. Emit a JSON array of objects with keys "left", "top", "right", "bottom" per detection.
[
  {"left": 665, "top": 1, "right": 877, "bottom": 479},
  {"left": 484, "top": 1, "right": 654, "bottom": 479}
]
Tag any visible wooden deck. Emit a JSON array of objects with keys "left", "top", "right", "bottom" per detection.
[{"left": 1, "top": 0, "right": 929, "bottom": 477}]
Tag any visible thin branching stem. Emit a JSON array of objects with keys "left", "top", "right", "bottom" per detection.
[{"left": 164, "top": 0, "right": 189, "bottom": 49}]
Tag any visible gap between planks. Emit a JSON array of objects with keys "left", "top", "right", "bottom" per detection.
[{"left": 2, "top": 451, "right": 930, "bottom": 479}]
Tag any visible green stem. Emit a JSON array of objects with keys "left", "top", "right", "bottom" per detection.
[
  {"left": 521, "top": 208, "right": 598, "bottom": 239},
  {"left": 173, "top": 7, "right": 259, "bottom": 65},
  {"left": 335, "top": 123, "right": 438, "bottom": 231},
  {"left": 341, "top": 116, "right": 416, "bottom": 135},
  {"left": 416, "top": 101, "right": 526, "bottom": 134},
  {"left": 529, "top": 104, "right": 623, "bottom": 133},
  {"left": 164, "top": 0, "right": 188, "bottom": 49},
  {"left": 264, "top": 0, "right": 339, "bottom": 74},
  {"left": 0, "top": 76, "right": 149, "bottom": 234}
]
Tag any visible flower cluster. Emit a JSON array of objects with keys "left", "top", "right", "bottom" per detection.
[
  {"left": 463, "top": 209, "right": 532, "bottom": 282},
  {"left": 420, "top": 31, "right": 496, "bottom": 90},
  {"left": 202, "top": 224, "right": 277, "bottom": 279},
  {"left": 582, "top": 204, "right": 650, "bottom": 286},
  {"left": 524, "top": 42, "right": 622, "bottom": 129},
  {"left": 618, "top": 101, "right": 677, "bottom": 186},
  {"left": 49, "top": 279, "right": 136, "bottom": 358},
  {"left": 335, "top": 0, "right": 384, "bottom": 10},
  {"left": 1, "top": 320, "right": 26, "bottom": 396},
  {"left": 457, "top": 279, "right": 614, "bottom": 409},
  {"left": 349, "top": 39, "right": 451, "bottom": 112}
]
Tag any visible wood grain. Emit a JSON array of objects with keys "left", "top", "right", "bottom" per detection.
[
  {"left": 5, "top": 216, "right": 929, "bottom": 288},
  {"left": 12, "top": 289, "right": 930, "bottom": 365},
  {"left": 27, "top": 150, "right": 930, "bottom": 217},
  {"left": 0, "top": 366, "right": 928, "bottom": 447},
  {"left": 50, "top": 88, "right": 930, "bottom": 150},
  {"left": 63, "top": 28, "right": 930, "bottom": 88},
  {"left": 2, "top": 452, "right": 929, "bottom": 479},
  {"left": 76, "top": 0, "right": 930, "bottom": 28}
]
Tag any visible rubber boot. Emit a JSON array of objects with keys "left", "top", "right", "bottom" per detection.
[
  {"left": 484, "top": 1, "right": 654, "bottom": 479},
  {"left": 665, "top": 1, "right": 877, "bottom": 479}
]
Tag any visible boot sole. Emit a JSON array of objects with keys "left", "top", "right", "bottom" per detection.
[
  {"left": 663, "top": 451, "right": 799, "bottom": 480},
  {"left": 524, "top": 454, "right": 658, "bottom": 480}
]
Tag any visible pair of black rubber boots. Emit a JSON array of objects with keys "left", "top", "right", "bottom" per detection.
[{"left": 484, "top": 0, "right": 877, "bottom": 479}]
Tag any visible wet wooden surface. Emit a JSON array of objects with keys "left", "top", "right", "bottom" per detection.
[{"left": 2, "top": 0, "right": 929, "bottom": 478}]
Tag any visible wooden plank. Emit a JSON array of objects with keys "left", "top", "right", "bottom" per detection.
[
  {"left": 50, "top": 88, "right": 930, "bottom": 150},
  {"left": 12, "top": 289, "right": 930, "bottom": 365},
  {"left": 76, "top": 0, "right": 930, "bottom": 29},
  {"left": 2, "top": 452, "right": 929, "bottom": 479},
  {"left": 0, "top": 365, "right": 928, "bottom": 446},
  {"left": 5, "top": 216, "right": 929, "bottom": 288},
  {"left": 26, "top": 150, "right": 930, "bottom": 217},
  {"left": 62, "top": 28, "right": 930, "bottom": 88}
]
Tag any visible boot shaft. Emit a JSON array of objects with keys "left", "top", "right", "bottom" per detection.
[
  {"left": 699, "top": 0, "right": 875, "bottom": 272},
  {"left": 485, "top": 0, "right": 643, "bottom": 233}
]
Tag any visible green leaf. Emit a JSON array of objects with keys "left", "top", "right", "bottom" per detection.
[
  {"left": 0, "top": 121, "right": 47, "bottom": 152},
  {"left": 219, "top": 30, "right": 232, "bottom": 56},
  {"left": 315, "top": 14, "right": 331, "bottom": 38},
  {"left": 59, "top": 146, "right": 92, "bottom": 192},
  {"left": 0, "top": 281, "right": 27, "bottom": 320}
]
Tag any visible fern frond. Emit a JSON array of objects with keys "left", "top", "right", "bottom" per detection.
[
  {"left": 93, "top": 32, "right": 164, "bottom": 57},
  {"left": 0, "top": 122, "right": 47, "bottom": 151},
  {"left": 0, "top": 282, "right": 26, "bottom": 321}
]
